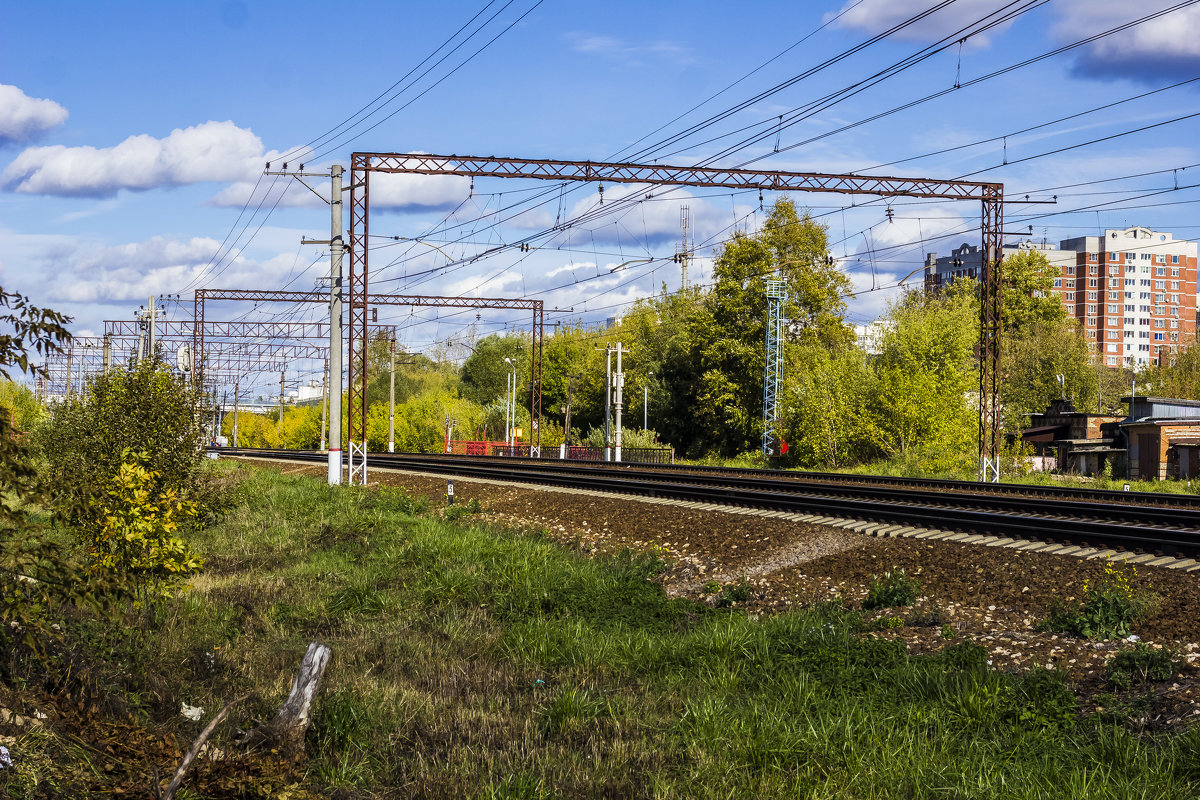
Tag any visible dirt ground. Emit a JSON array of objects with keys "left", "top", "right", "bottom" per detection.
[{"left": 247, "top": 458, "right": 1200, "bottom": 728}]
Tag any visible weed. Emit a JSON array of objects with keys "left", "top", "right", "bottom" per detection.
[
  {"left": 701, "top": 580, "right": 722, "bottom": 595},
  {"left": 872, "top": 615, "right": 905, "bottom": 630},
  {"left": 940, "top": 624, "right": 956, "bottom": 640},
  {"left": 1107, "top": 643, "right": 1179, "bottom": 690},
  {"left": 716, "top": 580, "right": 753, "bottom": 607},
  {"left": 1041, "top": 559, "right": 1157, "bottom": 639},
  {"left": 444, "top": 498, "right": 482, "bottom": 520},
  {"left": 862, "top": 567, "right": 921, "bottom": 609}
]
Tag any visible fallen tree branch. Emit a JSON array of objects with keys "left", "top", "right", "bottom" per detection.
[{"left": 161, "top": 693, "right": 249, "bottom": 800}]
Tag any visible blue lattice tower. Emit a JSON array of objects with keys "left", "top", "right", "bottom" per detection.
[{"left": 763, "top": 279, "right": 787, "bottom": 454}]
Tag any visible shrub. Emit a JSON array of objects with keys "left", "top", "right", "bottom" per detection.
[
  {"left": 1107, "top": 643, "right": 1179, "bottom": 690},
  {"left": 36, "top": 351, "right": 209, "bottom": 531},
  {"left": 863, "top": 567, "right": 921, "bottom": 609},
  {"left": 81, "top": 449, "right": 203, "bottom": 604}
]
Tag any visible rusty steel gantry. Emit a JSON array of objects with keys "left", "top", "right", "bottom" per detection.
[
  {"left": 195, "top": 288, "right": 544, "bottom": 480},
  {"left": 349, "top": 153, "right": 1005, "bottom": 482}
]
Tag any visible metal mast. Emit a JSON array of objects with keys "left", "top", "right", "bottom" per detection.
[{"left": 763, "top": 279, "right": 787, "bottom": 455}]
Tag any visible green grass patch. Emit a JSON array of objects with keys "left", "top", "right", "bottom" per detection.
[{"left": 12, "top": 461, "right": 1199, "bottom": 799}]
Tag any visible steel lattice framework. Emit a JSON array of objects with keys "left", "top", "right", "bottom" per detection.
[
  {"left": 763, "top": 280, "right": 787, "bottom": 456},
  {"left": 195, "top": 288, "right": 544, "bottom": 479},
  {"left": 350, "top": 152, "right": 1004, "bottom": 481}
]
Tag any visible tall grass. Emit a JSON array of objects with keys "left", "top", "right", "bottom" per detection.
[{"left": 50, "top": 462, "right": 1200, "bottom": 798}]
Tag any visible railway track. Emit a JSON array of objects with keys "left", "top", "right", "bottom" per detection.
[{"left": 222, "top": 448, "right": 1200, "bottom": 559}]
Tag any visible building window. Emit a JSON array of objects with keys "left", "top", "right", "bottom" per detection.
[
  {"left": 1089, "top": 278, "right": 1099, "bottom": 287},
  {"left": 1155, "top": 332, "right": 1164, "bottom": 340},
  {"left": 1107, "top": 356, "right": 1119, "bottom": 365},
  {"left": 1065, "top": 292, "right": 1074, "bottom": 301},
  {"left": 1172, "top": 256, "right": 1179, "bottom": 265},
  {"left": 1140, "top": 343, "right": 1150, "bottom": 351},
  {"left": 1140, "top": 279, "right": 1151, "bottom": 287},
  {"left": 1140, "top": 331, "right": 1149, "bottom": 339},
  {"left": 1088, "top": 330, "right": 1097, "bottom": 339},
  {"left": 1125, "top": 252, "right": 1136, "bottom": 261},
  {"left": 1172, "top": 332, "right": 1180, "bottom": 341},
  {"left": 1090, "top": 265, "right": 1099, "bottom": 275},
  {"left": 1155, "top": 320, "right": 1165, "bottom": 328},
  {"left": 1053, "top": 278, "right": 1062, "bottom": 288},
  {"left": 1171, "top": 319, "right": 1179, "bottom": 329},
  {"left": 1126, "top": 265, "right": 1137, "bottom": 275},
  {"left": 1125, "top": 329, "right": 1135, "bottom": 337},
  {"left": 1124, "top": 317, "right": 1134, "bottom": 325},
  {"left": 1107, "top": 304, "right": 1118, "bottom": 313},
  {"left": 1088, "top": 292, "right": 1098, "bottom": 301},
  {"left": 1125, "top": 304, "right": 1135, "bottom": 311},
  {"left": 1142, "top": 253, "right": 1152, "bottom": 260},
  {"left": 1107, "top": 331, "right": 1120, "bottom": 340},
  {"left": 1109, "top": 252, "right": 1119, "bottom": 262},
  {"left": 1107, "top": 317, "right": 1119, "bottom": 327},
  {"left": 1067, "top": 265, "right": 1076, "bottom": 274},
  {"left": 1087, "top": 304, "right": 1097, "bottom": 313},
  {"left": 1158, "top": 257, "right": 1166, "bottom": 265}
]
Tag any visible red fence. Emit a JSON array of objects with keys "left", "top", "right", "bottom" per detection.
[{"left": 447, "top": 441, "right": 674, "bottom": 464}]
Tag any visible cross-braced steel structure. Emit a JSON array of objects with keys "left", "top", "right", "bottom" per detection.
[
  {"left": 195, "top": 288, "right": 544, "bottom": 482},
  {"left": 763, "top": 279, "right": 787, "bottom": 456},
  {"left": 349, "top": 152, "right": 1004, "bottom": 481}
]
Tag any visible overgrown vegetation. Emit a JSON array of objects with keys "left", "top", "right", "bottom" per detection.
[
  {"left": 1107, "top": 643, "right": 1180, "bottom": 691},
  {"left": 8, "top": 464, "right": 1197, "bottom": 798},
  {"left": 862, "top": 567, "right": 922, "bottom": 610},
  {"left": 1041, "top": 560, "right": 1158, "bottom": 640}
]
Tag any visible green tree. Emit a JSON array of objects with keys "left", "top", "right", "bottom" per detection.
[
  {"left": 1001, "top": 319, "right": 1098, "bottom": 431},
  {"left": 1000, "top": 248, "right": 1065, "bottom": 335},
  {"left": 781, "top": 342, "right": 876, "bottom": 468},
  {"left": 694, "top": 199, "right": 843, "bottom": 456},
  {"left": 459, "top": 334, "right": 525, "bottom": 406},
  {"left": 0, "top": 379, "right": 45, "bottom": 431},
  {"left": 869, "top": 287, "right": 976, "bottom": 471},
  {"left": 1139, "top": 339, "right": 1200, "bottom": 400}
]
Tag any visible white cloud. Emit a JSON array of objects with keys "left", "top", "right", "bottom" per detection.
[
  {"left": 567, "top": 33, "right": 694, "bottom": 65},
  {"left": 825, "top": 0, "right": 1018, "bottom": 47},
  {"left": 0, "top": 84, "right": 68, "bottom": 146},
  {"left": 211, "top": 169, "right": 469, "bottom": 210},
  {"left": 2, "top": 121, "right": 303, "bottom": 197},
  {"left": 1053, "top": 0, "right": 1200, "bottom": 81}
]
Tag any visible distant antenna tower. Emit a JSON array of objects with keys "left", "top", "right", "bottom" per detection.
[{"left": 676, "top": 205, "right": 691, "bottom": 290}]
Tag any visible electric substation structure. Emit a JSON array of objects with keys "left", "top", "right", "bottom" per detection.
[
  {"left": 195, "top": 287, "right": 544, "bottom": 484},
  {"left": 348, "top": 152, "right": 1011, "bottom": 481}
]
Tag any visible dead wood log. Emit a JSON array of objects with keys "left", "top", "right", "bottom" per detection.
[{"left": 236, "top": 642, "right": 331, "bottom": 758}]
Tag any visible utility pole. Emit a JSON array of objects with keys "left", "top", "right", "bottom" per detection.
[
  {"left": 677, "top": 205, "right": 691, "bottom": 290},
  {"left": 278, "top": 371, "right": 286, "bottom": 443},
  {"left": 233, "top": 379, "right": 240, "bottom": 448},
  {"left": 388, "top": 338, "right": 396, "bottom": 453},
  {"left": 103, "top": 333, "right": 112, "bottom": 372},
  {"left": 604, "top": 345, "right": 613, "bottom": 462},
  {"left": 329, "top": 165, "right": 344, "bottom": 482},
  {"left": 219, "top": 390, "right": 227, "bottom": 442},
  {"left": 65, "top": 346, "right": 73, "bottom": 400},
  {"left": 147, "top": 295, "right": 157, "bottom": 357},
  {"left": 563, "top": 373, "right": 577, "bottom": 459},
  {"left": 320, "top": 358, "right": 328, "bottom": 452},
  {"left": 613, "top": 342, "right": 625, "bottom": 462},
  {"left": 280, "top": 162, "right": 344, "bottom": 482}
]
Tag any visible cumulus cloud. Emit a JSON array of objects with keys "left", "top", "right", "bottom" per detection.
[
  {"left": 825, "top": 0, "right": 1018, "bottom": 47},
  {"left": 1053, "top": 0, "right": 1200, "bottom": 81},
  {"left": 1, "top": 120, "right": 300, "bottom": 197},
  {"left": 0, "top": 84, "right": 68, "bottom": 146}
]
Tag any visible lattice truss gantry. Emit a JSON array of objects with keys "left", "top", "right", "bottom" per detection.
[{"left": 349, "top": 152, "right": 1003, "bottom": 480}]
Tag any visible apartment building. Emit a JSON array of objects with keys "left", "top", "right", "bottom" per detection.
[{"left": 925, "top": 226, "right": 1197, "bottom": 367}]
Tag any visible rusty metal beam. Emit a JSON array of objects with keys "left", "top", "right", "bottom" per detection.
[{"left": 347, "top": 151, "right": 1005, "bottom": 481}]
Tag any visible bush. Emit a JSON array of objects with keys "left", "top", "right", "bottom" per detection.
[
  {"left": 81, "top": 449, "right": 203, "bottom": 604},
  {"left": 1107, "top": 643, "right": 1179, "bottom": 690},
  {"left": 37, "top": 351, "right": 210, "bottom": 530},
  {"left": 863, "top": 568, "right": 921, "bottom": 609}
]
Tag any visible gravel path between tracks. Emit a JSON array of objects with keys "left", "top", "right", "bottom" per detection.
[{"left": 240, "top": 458, "right": 1200, "bottom": 729}]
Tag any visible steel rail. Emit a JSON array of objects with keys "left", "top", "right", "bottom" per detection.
[{"left": 224, "top": 449, "right": 1200, "bottom": 557}]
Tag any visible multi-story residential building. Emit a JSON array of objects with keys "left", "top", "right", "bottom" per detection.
[{"left": 925, "top": 226, "right": 1197, "bottom": 367}]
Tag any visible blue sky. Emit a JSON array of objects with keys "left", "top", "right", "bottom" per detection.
[{"left": 3, "top": 0, "right": 1200, "bottom": 393}]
